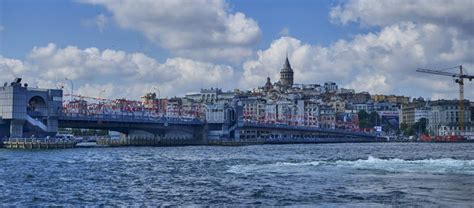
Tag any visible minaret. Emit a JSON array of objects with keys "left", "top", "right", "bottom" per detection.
[{"left": 280, "top": 55, "right": 294, "bottom": 88}]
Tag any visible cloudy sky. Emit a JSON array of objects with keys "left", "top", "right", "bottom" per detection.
[{"left": 0, "top": 0, "right": 473, "bottom": 100}]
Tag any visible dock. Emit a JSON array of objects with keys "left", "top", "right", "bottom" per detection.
[
  {"left": 2, "top": 138, "right": 77, "bottom": 149},
  {"left": 96, "top": 137, "right": 203, "bottom": 147}
]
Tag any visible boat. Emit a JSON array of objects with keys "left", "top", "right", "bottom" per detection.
[{"left": 420, "top": 134, "right": 468, "bottom": 142}]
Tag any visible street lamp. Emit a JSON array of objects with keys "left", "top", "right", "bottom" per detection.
[{"left": 64, "top": 78, "right": 73, "bottom": 101}]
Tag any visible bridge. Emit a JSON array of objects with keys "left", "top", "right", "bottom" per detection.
[
  {"left": 59, "top": 112, "right": 206, "bottom": 141},
  {"left": 0, "top": 79, "right": 206, "bottom": 142},
  {"left": 0, "top": 78, "right": 380, "bottom": 144}
]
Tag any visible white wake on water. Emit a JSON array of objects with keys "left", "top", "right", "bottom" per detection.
[
  {"left": 335, "top": 156, "right": 474, "bottom": 175},
  {"left": 228, "top": 161, "right": 321, "bottom": 174},
  {"left": 228, "top": 156, "right": 474, "bottom": 175}
]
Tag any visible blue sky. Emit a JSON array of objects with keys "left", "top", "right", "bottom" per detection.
[
  {"left": 0, "top": 0, "right": 472, "bottom": 100},
  {"left": 1, "top": 0, "right": 168, "bottom": 60},
  {"left": 1, "top": 0, "right": 372, "bottom": 60}
]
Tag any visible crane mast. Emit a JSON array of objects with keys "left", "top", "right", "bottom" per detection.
[
  {"left": 416, "top": 65, "right": 473, "bottom": 135},
  {"left": 457, "top": 66, "right": 464, "bottom": 132}
]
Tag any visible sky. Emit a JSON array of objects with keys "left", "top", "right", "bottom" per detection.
[{"left": 0, "top": 0, "right": 473, "bottom": 100}]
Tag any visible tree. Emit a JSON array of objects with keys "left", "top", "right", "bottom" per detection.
[
  {"left": 400, "top": 122, "right": 409, "bottom": 135},
  {"left": 358, "top": 110, "right": 381, "bottom": 129},
  {"left": 358, "top": 110, "right": 371, "bottom": 129},
  {"left": 399, "top": 118, "right": 428, "bottom": 136},
  {"left": 369, "top": 111, "right": 380, "bottom": 126},
  {"left": 412, "top": 118, "right": 428, "bottom": 135}
]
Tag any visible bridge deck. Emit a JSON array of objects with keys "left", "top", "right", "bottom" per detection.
[
  {"left": 59, "top": 113, "right": 205, "bottom": 125},
  {"left": 239, "top": 121, "right": 377, "bottom": 138}
]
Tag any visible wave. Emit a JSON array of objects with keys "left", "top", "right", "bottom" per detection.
[
  {"left": 228, "top": 156, "right": 474, "bottom": 175},
  {"left": 335, "top": 156, "right": 474, "bottom": 175},
  {"left": 228, "top": 161, "right": 321, "bottom": 174}
]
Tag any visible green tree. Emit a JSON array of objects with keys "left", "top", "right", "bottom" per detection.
[
  {"left": 412, "top": 118, "right": 428, "bottom": 135},
  {"left": 400, "top": 122, "right": 409, "bottom": 135},
  {"left": 358, "top": 110, "right": 371, "bottom": 128},
  {"left": 369, "top": 111, "right": 380, "bottom": 126}
]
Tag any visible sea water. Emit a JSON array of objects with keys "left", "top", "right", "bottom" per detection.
[{"left": 1, "top": 143, "right": 473, "bottom": 206}]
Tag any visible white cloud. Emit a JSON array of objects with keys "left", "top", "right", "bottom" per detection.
[
  {"left": 241, "top": 21, "right": 474, "bottom": 100},
  {"left": 0, "top": 55, "right": 29, "bottom": 78},
  {"left": 81, "top": 0, "right": 261, "bottom": 62},
  {"left": 80, "top": 13, "right": 109, "bottom": 32},
  {"left": 330, "top": 0, "right": 474, "bottom": 33},
  {"left": 95, "top": 13, "right": 108, "bottom": 32},
  {"left": 1, "top": 43, "right": 237, "bottom": 99}
]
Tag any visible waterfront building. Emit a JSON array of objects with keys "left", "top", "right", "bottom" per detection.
[
  {"left": 387, "top": 95, "right": 410, "bottom": 106},
  {"left": 295, "top": 99, "right": 306, "bottom": 126},
  {"left": 471, "top": 102, "right": 474, "bottom": 122},
  {"left": 276, "top": 100, "right": 294, "bottom": 124},
  {"left": 352, "top": 92, "right": 372, "bottom": 103},
  {"left": 185, "top": 88, "right": 235, "bottom": 104},
  {"left": 372, "top": 94, "right": 410, "bottom": 106},
  {"left": 427, "top": 99, "right": 472, "bottom": 136},
  {"left": 264, "top": 101, "right": 278, "bottom": 123},
  {"left": 328, "top": 98, "right": 346, "bottom": 113},
  {"left": 165, "top": 97, "right": 182, "bottom": 117},
  {"left": 324, "top": 82, "right": 338, "bottom": 93},
  {"left": 319, "top": 105, "right": 336, "bottom": 129},
  {"left": 181, "top": 97, "right": 205, "bottom": 118},
  {"left": 399, "top": 99, "right": 430, "bottom": 126},
  {"left": 338, "top": 88, "right": 355, "bottom": 94},
  {"left": 200, "top": 88, "right": 222, "bottom": 103},
  {"left": 374, "top": 101, "right": 398, "bottom": 111},
  {"left": 336, "top": 112, "right": 359, "bottom": 130},
  {"left": 240, "top": 97, "right": 266, "bottom": 122},
  {"left": 372, "top": 94, "right": 386, "bottom": 102},
  {"left": 141, "top": 92, "right": 159, "bottom": 111},
  {"left": 304, "top": 101, "right": 319, "bottom": 127},
  {"left": 352, "top": 102, "right": 375, "bottom": 113}
]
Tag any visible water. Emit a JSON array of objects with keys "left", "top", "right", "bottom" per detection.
[{"left": 1, "top": 143, "right": 474, "bottom": 206}]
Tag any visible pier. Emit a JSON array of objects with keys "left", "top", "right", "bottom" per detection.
[
  {"left": 2, "top": 138, "right": 77, "bottom": 149},
  {"left": 96, "top": 136, "right": 203, "bottom": 147}
]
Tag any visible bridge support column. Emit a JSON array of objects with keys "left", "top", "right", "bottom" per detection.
[
  {"left": 128, "top": 130, "right": 156, "bottom": 140},
  {"left": 10, "top": 120, "right": 25, "bottom": 138},
  {"left": 46, "top": 118, "right": 59, "bottom": 133}
]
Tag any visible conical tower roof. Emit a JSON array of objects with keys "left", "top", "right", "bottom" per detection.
[{"left": 281, "top": 56, "right": 293, "bottom": 73}]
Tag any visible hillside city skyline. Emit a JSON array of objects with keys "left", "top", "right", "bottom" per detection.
[{"left": 0, "top": 0, "right": 472, "bottom": 100}]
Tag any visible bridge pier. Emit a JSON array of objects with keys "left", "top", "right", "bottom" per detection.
[{"left": 9, "top": 120, "right": 24, "bottom": 138}]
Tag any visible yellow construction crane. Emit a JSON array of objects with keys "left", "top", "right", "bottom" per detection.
[{"left": 417, "top": 65, "right": 473, "bottom": 134}]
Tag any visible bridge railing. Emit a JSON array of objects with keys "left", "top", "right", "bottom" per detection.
[
  {"left": 238, "top": 119, "right": 376, "bottom": 137},
  {"left": 59, "top": 112, "right": 204, "bottom": 125}
]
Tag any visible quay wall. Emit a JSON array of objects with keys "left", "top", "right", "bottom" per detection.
[{"left": 2, "top": 138, "right": 77, "bottom": 149}]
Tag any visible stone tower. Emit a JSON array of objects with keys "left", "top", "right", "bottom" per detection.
[{"left": 280, "top": 56, "right": 294, "bottom": 88}]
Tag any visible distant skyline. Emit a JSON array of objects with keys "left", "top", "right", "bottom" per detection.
[{"left": 0, "top": 0, "right": 473, "bottom": 100}]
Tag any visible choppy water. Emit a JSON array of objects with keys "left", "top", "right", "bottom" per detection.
[{"left": 1, "top": 143, "right": 474, "bottom": 206}]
